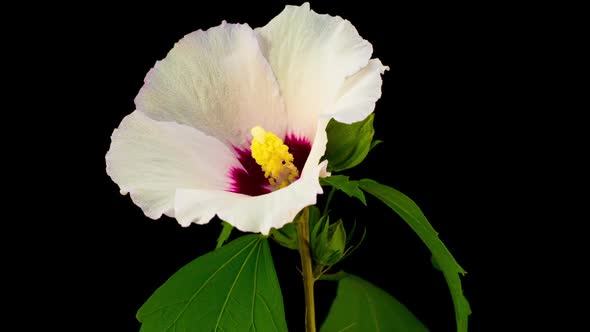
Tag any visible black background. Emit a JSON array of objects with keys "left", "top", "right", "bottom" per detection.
[{"left": 19, "top": 1, "right": 531, "bottom": 331}]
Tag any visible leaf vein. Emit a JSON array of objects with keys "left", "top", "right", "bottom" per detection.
[
  {"left": 213, "top": 238, "right": 262, "bottom": 331},
  {"left": 164, "top": 236, "right": 259, "bottom": 331}
]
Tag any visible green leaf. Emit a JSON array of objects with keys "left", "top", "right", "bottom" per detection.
[
  {"left": 325, "top": 114, "right": 376, "bottom": 172},
  {"left": 431, "top": 255, "right": 442, "bottom": 272},
  {"left": 321, "top": 175, "right": 367, "bottom": 205},
  {"left": 216, "top": 221, "right": 233, "bottom": 249},
  {"left": 270, "top": 222, "right": 298, "bottom": 250},
  {"left": 359, "top": 179, "right": 471, "bottom": 332},
  {"left": 308, "top": 205, "right": 322, "bottom": 232},
  {"left": 370, "top": 139, "right": 383, "bottom": 152},
  {"left": 321, "top": 273, "right": 429, "bottom": 332},
  {"left": 137, "top": 235, "right": 288, "bottom": 332}
]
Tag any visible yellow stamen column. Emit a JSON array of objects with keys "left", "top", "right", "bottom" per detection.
[{"left": 250, "top": 126, "right": 299, "bottom": 189}]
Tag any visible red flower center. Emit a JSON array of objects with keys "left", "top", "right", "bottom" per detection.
[{"left": 228, "top": 134, "right": 312, "bottom": 196}]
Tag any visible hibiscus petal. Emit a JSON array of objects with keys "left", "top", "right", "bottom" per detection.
[
  {"left": 136, "top": 22, "right": 286, "bottom": 148},
  {"left": 175, "top": 121, "right": 329, "bottom": 234},
  {"left": 328, "top": 59, "right": 389, "bottom": 124},
  {"left": 256, "top": 3, "right": 376, "bottom": 138},
  {"left": 106, "top": 111, "right": 241, "bottom": 220}
]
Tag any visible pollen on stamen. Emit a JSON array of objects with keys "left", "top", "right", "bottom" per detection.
[
  {"left": 251, "top": 126, "right": 267, "bottom": 143},
  {"left": 250, "top": 126, "right": 299, "bottom": 189}
]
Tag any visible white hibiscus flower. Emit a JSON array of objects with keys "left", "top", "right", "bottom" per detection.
[{"left": 106, "top": 3, "right": 388, "bottom": 234}]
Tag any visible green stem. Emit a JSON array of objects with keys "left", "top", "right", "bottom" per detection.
[
  {"left": 323, "top": 186, "right": 336, "bottom": 216},
  {"left": 312, "top": 264, "right": 324, "bottom": 279},
  {"left": 295, "top": 208, "right": 316, "bottom": 332}
]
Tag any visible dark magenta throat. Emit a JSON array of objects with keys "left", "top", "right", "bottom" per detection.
[{"left": 228, "top": 134, "right": 311, "bottom": 196}]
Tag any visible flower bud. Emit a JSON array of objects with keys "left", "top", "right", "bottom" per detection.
[{"left": 311, "top": 217, "right": 347, "bottom": 265}]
